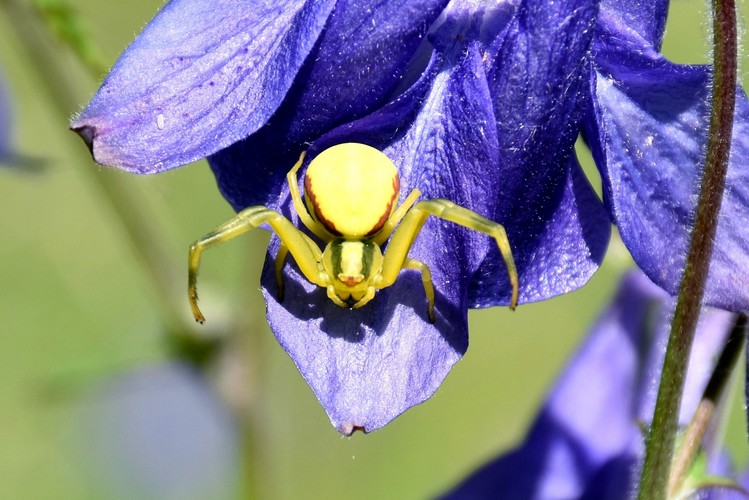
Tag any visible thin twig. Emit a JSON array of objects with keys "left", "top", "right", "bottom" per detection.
[{"left": 667, "top": 314, "right": 747, "bottom": 496}]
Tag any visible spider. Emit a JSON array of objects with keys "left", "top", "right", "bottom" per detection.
[{"left": 188, "top": 142, "right": 519, "bottom": 324}]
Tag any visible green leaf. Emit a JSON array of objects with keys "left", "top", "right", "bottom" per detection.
[{"left": 678, "top": 450, "right": 749, "bottom": 499}]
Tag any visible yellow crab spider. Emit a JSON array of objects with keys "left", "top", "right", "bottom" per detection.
[{"left": 188, "top": 143, "right": 519, "bottom": 324}]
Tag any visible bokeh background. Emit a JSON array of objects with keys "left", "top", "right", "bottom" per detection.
[{"left": 0, "top": 1, "right": 746, "bottom": 498}]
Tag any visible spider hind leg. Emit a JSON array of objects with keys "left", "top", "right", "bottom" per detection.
[{"left": 403, "top": 258, "right": 435, "bottom": 322}]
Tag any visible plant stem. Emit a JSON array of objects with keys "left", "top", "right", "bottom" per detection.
[
  {"left": 1, "top": 0, "right": 191, "bottom": 334},
  {"left": 667, "top": 314, "right": 747, "bottom": 496},
  {"left": 637, "top": 0, "right": 738, "bottom": 498}
]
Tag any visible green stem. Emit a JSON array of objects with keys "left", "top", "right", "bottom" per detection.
[
  {"left": 667, "top": 314, "right": 747, "bottom": 496},
  {"left": 1, "top": 0, "right": 190, "bottom": 334},
  {"left": 637, "top": 1, "right": 738, "bottom": 498}
]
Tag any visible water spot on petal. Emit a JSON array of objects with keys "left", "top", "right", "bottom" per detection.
[{"left": 156, "top": 114, "right": 165, "bottom": 130}]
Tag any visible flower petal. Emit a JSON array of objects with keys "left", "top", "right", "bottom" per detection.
[
  {"left": 72, "top": 0, "right": 336, "bottom": 173},
  {"left": 272, "top": 0, "right": 451, "bottom": 144},
  {"left": 444, "top": 272, "right": 657, "bottom": 499},
  {"left": 586, "top": 49, "right": 749, "bottom": 312},
  {"left": 443, "top": 271, "right": 733, "bottom": 499},
  {"left": 258, "top": 0, "right": 607, "bottom": 432},
  {"left": 209, "top": 0, "right": 449, "bottom": 210},
  {"left": 598, "top": 0, "right": 669, "bottom": 50},
  {"left": 261, "top": 39, "right": 492, "bottom": 434},
  {"left": 260, "top": 6, "right": 506, "bottom": 432},
  {"left": 263, "top": 237, "right": 467, "bottom": 435},
  {"left": 473, "top": 0, "right": 609, "bottom": 305}
]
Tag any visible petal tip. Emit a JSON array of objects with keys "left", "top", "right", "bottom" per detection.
[
  {"left": 71, "top": 122, "right": 96, "bottom": 155},
  {"left": 338, "top": 422, "right": 368, "bottom": 436},
  {"left": 69, "top": 121, "right": 147, "bottom": 173}
]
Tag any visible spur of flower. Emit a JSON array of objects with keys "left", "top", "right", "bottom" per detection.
[{"left": 72, "top": 0, "right": 749, "bottom": 433}]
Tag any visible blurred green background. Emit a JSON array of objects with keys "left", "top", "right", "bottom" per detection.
[{"left": 0, "top": 1, "right": 746, "bottom": 498}]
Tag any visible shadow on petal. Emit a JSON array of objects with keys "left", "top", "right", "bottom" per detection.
[{"left": 262, "top": 234, "right": 468, "bottom": 433}]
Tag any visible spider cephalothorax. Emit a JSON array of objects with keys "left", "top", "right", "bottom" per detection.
[{"left": 188, "top": 143, "right": 518, "bottom": 323}]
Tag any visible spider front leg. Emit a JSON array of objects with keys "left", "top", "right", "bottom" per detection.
[
  {"left": 350, "top": 286, "right": 376, "bottom": 310},
  {"left": 379, "top": 199, "right": 519, "bottom": 320},
  {"left": 402, "top": 258, "right": 435, "bottom": 322},
  {"left": 287, "top": 151, "right": 330, "bottom": 242},
  {"left": 188, "top": 206, "right": 325, "bottom": 324},
  {"left": 373, "top": 188, "right": 422, "bottom": 246}
]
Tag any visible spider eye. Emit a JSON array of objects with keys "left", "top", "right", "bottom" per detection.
[{"left": 304, "top": 143, "right": 399, "bottom": 237}]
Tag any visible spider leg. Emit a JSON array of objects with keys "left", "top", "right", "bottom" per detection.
[
  {"left": 275, "top": 233, "right": 327, "bottom": 302},
  {"left": 351, "top": 286, "right": 376, "bottom": 310},
  {"left": 379, "top": 199, "right": 519, "bottom": 311},
  {"left": 274, "top": 244, "right": 290, "bottom": 302},
  {"left": 189, "top": 206, "right": 325, "bottom": 323},
  {"left": 326, "top": 285, "right": 350, "bottom": 308},
  {"left": 373, "top": 188, "right": 421, "bottom": 246},
  {"left": 402, "top": 258, "right": 435, "bottom": 322},
  {"left": 287, "top": 151, "right": 330, "bottom": 241}
]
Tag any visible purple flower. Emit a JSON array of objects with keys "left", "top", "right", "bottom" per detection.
[
  {"left": 584, "top": 0, "right": 749, "bottom": 312},
  {"left": 442, "top": 271, "right": 736, "bottom": 499},
  {"left": 71, "top": 0, "right": 749, "bottom": 432}
]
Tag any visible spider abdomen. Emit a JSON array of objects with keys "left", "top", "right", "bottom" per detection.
[{"left": 304, "top": 143, "right": 400, "bottom": 237}]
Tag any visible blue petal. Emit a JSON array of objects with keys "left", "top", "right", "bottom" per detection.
[
  {"left": 209, "top": 0, "right": 449, "bottom": 210},
  {"left": 445, "top": 273, "right": 657, "bottom": 499},
  {"left": 586, "top": 48, "right": 749, "bottom": 312},
  {"left": 261, "top": 40, "right": 490, "bottom": 434},
  {"left": 259, "top": 6, "right": 497, "bottom": 432},
  {"left": 474, "top": 0, "right": 609, "bottom": 305},
  {"left": 598, "top": 0, "right": 669, "bottom": 50},
  {"left": 263, "top": 236, "right": 467, "bottom": 435},
  {"left": 259, "top": 0, "right": 607, "bottom": 432},
  {"left": 314, "top": 0, "right": 610, "bottom": 307},
  {"left": 443, "top": 272, "right": 733, "bottom": 499},
  {"left": 72, "top": 0, "right": 336, "bottom": 173},
  {"left": 271, "top": 0, "right": 451, "bottom": 145}
]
